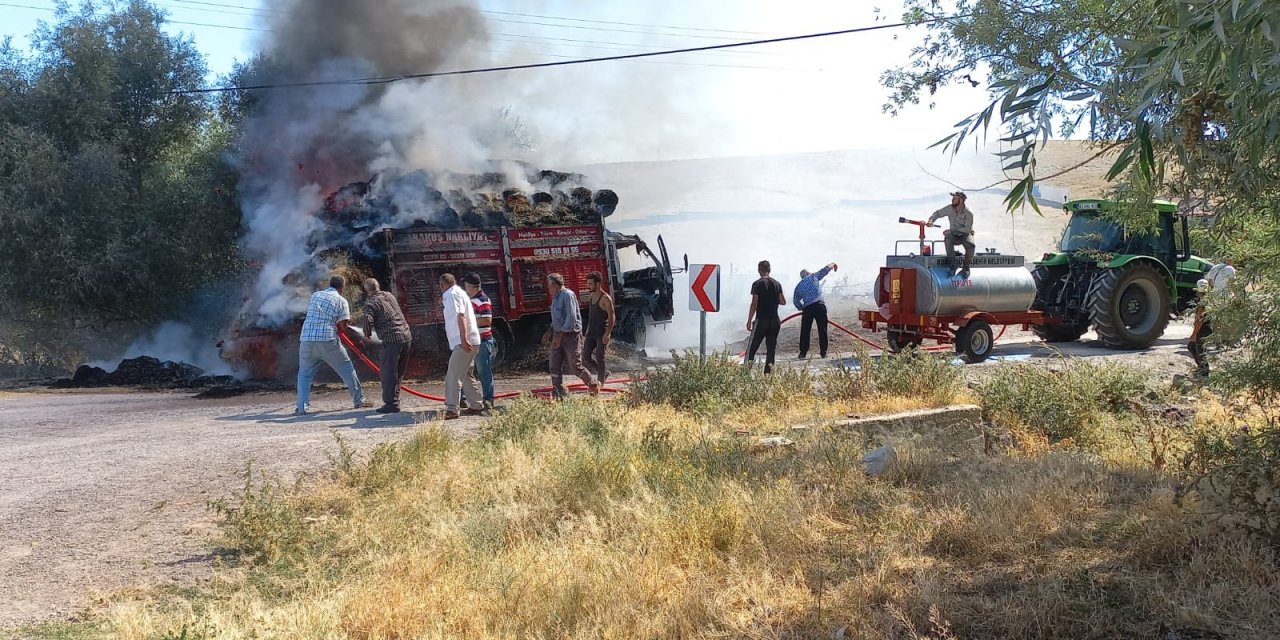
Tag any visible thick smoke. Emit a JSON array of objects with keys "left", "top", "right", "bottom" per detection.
[{"left": 231, "top": 0, "right": 509, "bottom": 329}]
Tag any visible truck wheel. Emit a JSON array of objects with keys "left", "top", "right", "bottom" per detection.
[
  {"left": 489, "top": 327, "right": 510, "bottom": 370},
  {"left": 1088, "top": 262, "right": 1171, "bottom": 349},
  {"left": 955, "top": 319, "right": 994, "bottom": 363},
  {"left": 621, "top": 310, "right": 647, "bottom": 348}
]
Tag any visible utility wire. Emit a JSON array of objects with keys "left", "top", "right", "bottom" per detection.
[{"left": 172, "top": 15, "right": 969, "bottom": 95}]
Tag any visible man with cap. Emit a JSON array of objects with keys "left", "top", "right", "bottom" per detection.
[
  {"left": 793, "top": 262, "right": 838, "bottom": 359},
  {"left": 928, "top": 191, "right": 976, "bottom": 278}
]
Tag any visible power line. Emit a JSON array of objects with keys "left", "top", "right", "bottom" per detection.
[{"left": 173, "top": 15, "right": 967, "bottom": 95}]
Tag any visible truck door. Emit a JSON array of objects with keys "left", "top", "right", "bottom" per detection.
[{"left": 654, "top": 235, "right": 676, "bottom": 321}]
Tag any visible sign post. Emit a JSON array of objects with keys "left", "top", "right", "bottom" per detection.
[{"left": 688, "top": 264, "right": 721, "bottom": 360}]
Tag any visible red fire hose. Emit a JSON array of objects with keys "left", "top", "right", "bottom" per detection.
[{"left": 339, "top": 332, "right": 633, "bottom": 402}]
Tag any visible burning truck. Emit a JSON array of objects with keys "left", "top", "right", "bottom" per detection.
[{"left": 220, "top": 166, "right": 678, "bottom": 379}]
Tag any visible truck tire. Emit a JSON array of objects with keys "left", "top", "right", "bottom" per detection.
[
  {"left": 489, "top": 326, "right": 511, "bottom": 370},
  {"left": 621, "top": 310, "right": 647, "bottom": 348},
  {"left": 955, "top": 319, "right": 994, "bottom": 363},
  {"left": 1088, "top": 262, "right": 1171, "bottom": 349}
]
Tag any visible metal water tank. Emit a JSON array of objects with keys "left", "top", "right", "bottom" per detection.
[{"left": 873, "top": 255, "right": 1036, "bottom": 316}]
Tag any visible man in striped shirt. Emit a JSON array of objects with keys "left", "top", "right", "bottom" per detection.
[
  {"left": 793, "top": 262, "right": 838, "bottom": 359},
  {"left": 463, "top": 272, "right": 496, "bottom": 411}
]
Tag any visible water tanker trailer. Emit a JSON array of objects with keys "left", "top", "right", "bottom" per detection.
[{"left": 857, "top": 218, "right": 1054, "bottom": 363}]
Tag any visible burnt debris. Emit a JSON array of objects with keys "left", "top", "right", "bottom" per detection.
[{"left": 51, "top": 356, "right": 235, "bottom": 390}]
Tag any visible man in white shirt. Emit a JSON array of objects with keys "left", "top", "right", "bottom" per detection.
[
  {"left": 928, "top": 191, "right": 977, "bottom": 277},
  {"left": 440, "top": 273, "right": 483, "bottom": 419},
  {"left": 1189, "top": 259, "right": 1236, "bottom": 376}
]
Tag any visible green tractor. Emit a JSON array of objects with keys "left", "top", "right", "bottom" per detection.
[{"left": 1031, "top": 198, "right": 1211, "bottom": 349}]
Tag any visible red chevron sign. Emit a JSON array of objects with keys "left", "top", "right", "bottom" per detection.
[{"left": 689, "top": 263, "right": 720, "bottom": 312}]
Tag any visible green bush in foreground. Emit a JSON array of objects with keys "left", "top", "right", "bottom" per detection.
[
  {"left": 631, "top": 350, "right": 812, "bottom": 415},
  {"left": 820, "top": 346, "right": 964, "bottom": 405},
  {"left": 979, "top": 359, "right": 1151, "bottom": 444}
]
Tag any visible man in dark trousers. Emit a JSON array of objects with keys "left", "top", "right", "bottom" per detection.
[
  {"left": 745, "top": 260, "right": 786, "bottom": 374},
  {"left": 793, "top": 262, "right": 838, "bottom": 359},
  {"left": 581, "top": 271, "right": 615, "bottom": 385},
  {"left": 542, "top": 272, "right": 601, "bottom": 398},
  {"left": 361, "top": 278, "right": 413, "bottom": 414}
]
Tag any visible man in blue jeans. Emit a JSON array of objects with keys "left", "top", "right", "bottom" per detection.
[
  {"left": 463, "top": 272, "right": 496, "bottom": 412},
  {"left": 295, "top": 275, "right": 372, "bottom": 415}
]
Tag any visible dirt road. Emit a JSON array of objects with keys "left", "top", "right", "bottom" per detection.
[
  {"left": 0, "top": 328, "right": 1199, "bottom": 628},
  {"left": 0, "top": 377, "right": 551, "bottom": 628}
]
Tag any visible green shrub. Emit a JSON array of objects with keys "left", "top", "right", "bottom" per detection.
[
  {"left": 631, "top": 350, "right": 812, "bottom": 415},
  {"left": 980, "top": 359, "right": 1150, "bottom": 443},
  {"left": 1181, "top": 424, "right": 1280, "bottom": 544},
  {"left": 483, "top": 395, "right": 624, "bottom": 444},
  {"left": 209, "top": 463, "right": 308, "bottom": 566},
  {"left": 869, "top": 350, "right": 964, "bottom": 403}
]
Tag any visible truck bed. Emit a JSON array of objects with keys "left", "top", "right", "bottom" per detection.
[{"left": 386, "top": 224, "right": 607, "bottom": 327}]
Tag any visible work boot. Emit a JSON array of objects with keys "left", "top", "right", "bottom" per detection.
[
  {"left": 482, "top": 400, "right": 495, "bottom": 411},
  {"left": 355, "top": 399, "right": 374, "bottom": 409},
  {"left": 376, "top": 405, "right": 401, "bottom": 414}
]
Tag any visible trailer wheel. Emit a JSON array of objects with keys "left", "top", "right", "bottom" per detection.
[
  {"left": 886, "top": 331, "right": 916, "bottom": 354},
  {"left": 956, "top": 319, "right": 994, "bottom": 363}
]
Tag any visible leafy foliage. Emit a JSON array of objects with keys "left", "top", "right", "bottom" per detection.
[{"left": 0, "top": 2, "right": 242, "bottom": 363}]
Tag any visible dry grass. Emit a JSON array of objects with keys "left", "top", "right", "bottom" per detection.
[{"left": 92, "top": 387, "right": 1280, "bottom": 640}]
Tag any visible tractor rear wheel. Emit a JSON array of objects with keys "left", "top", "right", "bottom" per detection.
[
  {"left": 1088, "top": 262, "right": 1171, "bottom": 349},
  {"left": 955, "top": 319, "right": 994, "bottom": 363}
]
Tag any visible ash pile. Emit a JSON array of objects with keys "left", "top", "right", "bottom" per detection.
[{"left": 51, "top": 356, "right": 235, "bottom": 390}]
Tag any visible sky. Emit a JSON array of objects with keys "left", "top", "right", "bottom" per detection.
[{"left": 0, "top": 0, "right": 995, "bottom": 162}]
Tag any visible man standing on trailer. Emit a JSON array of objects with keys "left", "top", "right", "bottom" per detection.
[
  {"left": 295, "top": 275, "right": 372, "bottom": 415},
  {"left": 463, "top": 272, "right": 496, "bottom": 412},
  {"left": 793, "top": 262, "right": 838, "bottom": 359},
  {"left": 543, "top": 272, "right": 601, "bottom": 398},
  {"left": 360, "top": 278, "right": 413, "bottom": 414},
  {"left": 745, "top": 260, "right": 786, "bottom": 374},
  {"left": 440, "top": 273, "right": 483, "bottom": 419},
  {"left": 581, "top": 271, "right": 615, "bottom": 386},
  {"left": 928, "top": 191, "right": 976, "bottom": 278}
]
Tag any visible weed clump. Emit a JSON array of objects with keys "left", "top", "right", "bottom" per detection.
[
  {"left": 979, "top": 359, "right": 1150, "bottom": 444},
  {"left": 820, "top": 346, "right": 963, "bottom": 405},
  {"left": 631, "top": 350, "right": 812, "bottom": 416}
]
